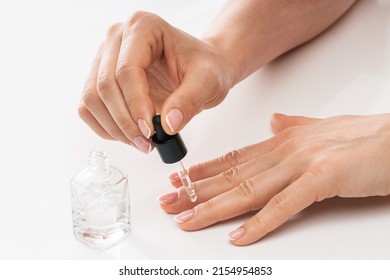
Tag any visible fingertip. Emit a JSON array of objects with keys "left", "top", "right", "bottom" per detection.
[
  {"left": 164, "top": 108, "right": 184, "bottom": 134},
  {"left": 228, "top": 225, "right": 265, "bottom": 246},
  {"left": 169, "top": 172, "right": 183, "bottom": 188},
  {"left": 272, "top": 112, "right": 287, "bottom": 119},
  {"left": 270, "top": 113, "right": 286, "bottom": 134},
  {"left": 228, "top": 227, "right": 245, "bottom": 241},
  {"left": 270, "top": 113, "right": 320, "bottom": 134},
  {"left": 129, "top": 98, "right": 155, "bottom": 131},
  {"left": 138, "top": 118, "right": 152, "bottom": 139}
]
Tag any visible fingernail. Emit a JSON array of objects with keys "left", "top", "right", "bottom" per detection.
[
  {"left": 169, "top": 172, "right": 180, "bottom": 183},
  {"left": 138, "top": 119, "right": 151, "bottom": 139},
  {"left": 128, "top": 140, "right": 137, "bottom": 148},
  {"left": 133, "top": 136, "right": 152, "bottom": 154},
  {"left": 158, "top": 190, "right": 179, "bottom": 205},
  {"left": 228, "top": 227, "right": 245, "bottom": 240},
  {"left": 166, "top": 108, "right": 183, "bottom": 133},
  {"left": 174, "top": 209, "right": 195, "bottom": 223},
  {"left": 273, "top": 112, "right": 286, "bottom": 117},
  {"left": 270, "top": 113, "right": 285, "bottom": 133}
]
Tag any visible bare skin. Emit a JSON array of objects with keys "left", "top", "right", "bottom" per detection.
[
  {"left": 76, "top": 0, "right": 390, "bottom": 245},
  {"left": 160, "top": 113, "right": 390, "bottom": 245},
  {"left": 79, "top": 0, "right": 356, "bottom": 153}
]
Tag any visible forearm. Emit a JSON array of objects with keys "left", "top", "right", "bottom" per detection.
[{"left": 203, "top": 0, "right": 356, "bottom": 85}]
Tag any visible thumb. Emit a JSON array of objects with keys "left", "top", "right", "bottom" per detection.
[
  {"left": 270, "top": 113, "right": 321, "bottom": 134},
  {"left": 161, "top": 72, "right": 224, "bottom": 134}
]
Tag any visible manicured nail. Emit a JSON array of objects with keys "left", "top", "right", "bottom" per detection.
[
  {"left": 228, "top": 227, "right": 245, "bottom": 240},
  {"left": 166, "top": 108, "right": 183, "bottom": 133},
  {"left": 174, "top": 209, "right": 195, "bottom": 223},
  {"left": 169, "top": 172, "right": 180, "bottom": 183},
  {"left": 169, "top": 172, "right": 182, "bottom": 187},
  {"left": 138, "top": 119, "right": 151, "bottom": 139},
  {"left": 158, "top": 191, "right": 179, "bottom": 205},
  {"left": 128, "top": 141, "right": 137, "bottom": 148},
  {"left": 133, "top": 136, "right": 152, "bottom": 154}
]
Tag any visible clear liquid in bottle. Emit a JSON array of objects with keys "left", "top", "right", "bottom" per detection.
[{"left": 71, "top": 149, "right": 130, "bottom": 249}]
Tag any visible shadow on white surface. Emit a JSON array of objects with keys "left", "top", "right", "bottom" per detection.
[{"left": 261, "top": 196, "right": 390, "bottom": 242}]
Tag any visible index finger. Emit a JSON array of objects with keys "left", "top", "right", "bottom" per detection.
[{"left": 115, "top": 12, "right": 166, "bottom": 137}]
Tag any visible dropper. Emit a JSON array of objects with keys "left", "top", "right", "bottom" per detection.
[
  {"left": 152, "top": 115, "right": 197, "bottom": 202},
  {"left": 177, "top": 160, "right": 197, "bottom": 202}
]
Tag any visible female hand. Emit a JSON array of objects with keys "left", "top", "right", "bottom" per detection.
[
  {"left": 159, "top": 113, "right": 390, "bottom": 245},
  {"left": 78, "top": 11, "right": 233, "bottom": 153}
]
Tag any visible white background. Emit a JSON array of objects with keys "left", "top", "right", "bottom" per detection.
[{"left": 0, "top": 0, "right": 389, "bottom": 259}]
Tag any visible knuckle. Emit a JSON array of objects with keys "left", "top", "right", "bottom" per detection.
[
  {"left": 221, "top": 150, "right": 242, "bottom": 168},
  {"left": 115, "top": 116, "right": 132, "bottom": 132},
  {"left": 195, "top": 161, "right": 209, "bottom": 178},
  {"left": 203, "top": 199, "right": 222, "bottom": 221},
  {"left": 251, "top": 214, "right": 263, "bottom": 230},
  {"left": 127, "top": 11, "right": 158, "bottom": 26},
  {"left": 219, "top": 166, "right": 240, "bottom": 186},
  {"left": 106, "top": 22, "right": 122, "bottom": 37},
  {"left": 307, "top": 159, "right": 335, "bottom": 179},
  {"left": 115, "top": 62, "right": 134, "bottom": 84},
  {"left": 278, "top": 137, "right": 301, "bottom": 153},
  {"left": 81, "top": 88, "right": 98, "bottom": 107},
  {"left": 279, "top": 126, "right": 301, "bottom": 140},
  {"left": 184, "top": 94, "right": 202, "bottom": 116},
  {"left": 203, "top": 198, "right": 217, "bottom": 212},
  {"left": 269, "top": 193, "right": 289, "bottom": 213},
  {"left": 96, "top": 73, "right": 114, "bottom": 96},
  {"left": 77, "top": 104, "right": 89, "bottom": 120},
  {"left": 107, "top": 126, "right": 124, "bottom": 140},
  {"left": 235, "top": 179, "right": 255, "bottom": 205},
  {"left": 171, "top": 93, "right": 201, "bottom": 118}
]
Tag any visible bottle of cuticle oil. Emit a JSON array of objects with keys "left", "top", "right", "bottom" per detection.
[{"left": 71, "top": 149, "right": 130, "bottom": 250}]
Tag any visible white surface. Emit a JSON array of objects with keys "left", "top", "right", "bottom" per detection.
[{"left": 0, "top": 0, "right": 389, "bottom": 259}]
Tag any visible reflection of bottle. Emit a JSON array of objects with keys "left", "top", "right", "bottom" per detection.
[{"left": 71, "top": 149, "right": 130, "bottom": 250}]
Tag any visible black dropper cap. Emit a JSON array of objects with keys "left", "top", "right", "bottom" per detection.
[{"left": 152, "top": 115, "right": 187, "bottom": 164}]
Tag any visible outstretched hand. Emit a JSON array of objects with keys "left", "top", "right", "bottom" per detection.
[{"left": 159, "top": 113, "right": 390, "bottom": 245}]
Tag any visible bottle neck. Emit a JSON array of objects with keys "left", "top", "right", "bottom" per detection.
[{"left": 88, "top": 149, "right": 110, "bottom": 177}]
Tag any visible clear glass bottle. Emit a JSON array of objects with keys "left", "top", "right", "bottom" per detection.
[{"left": 71, "top": 149, "right": 130, "bottom": 250}]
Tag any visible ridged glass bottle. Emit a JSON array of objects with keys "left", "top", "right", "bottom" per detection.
[{"left": 71, "top": 149, "right": 130, "bottom": 249}]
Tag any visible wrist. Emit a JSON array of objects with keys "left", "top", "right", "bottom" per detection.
[
  {"left": 202, "top": 36, "right": 246, "bottom": 87},
  {"left": 202, "top": 31, "right": 272, "bottom": 88},
  {"left": 200, "top": 37, "right": 239, "bottom": 92}
]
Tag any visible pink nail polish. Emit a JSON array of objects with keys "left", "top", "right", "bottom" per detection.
[
  {"left": 138, "top": 119, "right": 151, "bottom": 139},
  {"left": 228, "top": 227, "right": 245, "bottom": 240},
  {"left": 133, "top": 136, "right": 152, "bottom": 154},
  {"left": 174, "top": 209, "right": 195, "bottom": 223},
  {"left": 166, "top": 109, "right": 183, "bottom": 133},
  {"left": 158, "top": 191, "right": 179, "bottom": 205}
]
